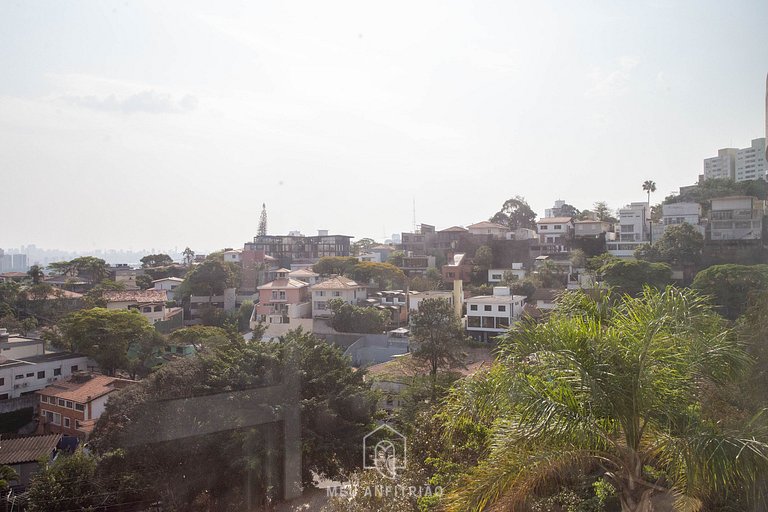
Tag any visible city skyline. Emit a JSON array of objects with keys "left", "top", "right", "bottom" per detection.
[{"left": 2, "top": 1, "right": 767, "bottom": 251}]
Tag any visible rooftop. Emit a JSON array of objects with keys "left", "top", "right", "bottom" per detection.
[
  {"left": 151, "top": 277, "right": 184, "bottom": 283},
  {"left": 258, "top": 278, "right": 309, "bottom": 290},
  {"left": 467, "top": 295, "right": 526, "bottom": 304},
  {"left": 439, "top": 226, "right": 468, "bottom": 233},
  {"left": 311, "top": 275, "right": 362, "bottom": 290},
  {"left": 537, "top": 217, "right": 574, "bottom": 224},
  {"left": 0, "top": 434, "right": 61, "bottom": 465},
  {"left": 0, "top": 351, "right": 88, "bottom": 370},
  {"left": 467, "top": 221, "right": 510, "bottom": 230},
  {"left": 531, "top": 288, "right": 563, "bottom": 301},
  {"left": 288, "top": 268, "right": 319, "bottom": 277},
  {"left": 102, "top": 289, "right": 168, "bottom": 304},
  {"left": 37, "top": 374, "right": 134, "bottom": 403}
]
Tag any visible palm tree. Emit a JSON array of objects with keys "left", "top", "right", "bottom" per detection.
[
  {"left": 0, "top": 464, "right": 18, "bottom": 489},
  {"left": 443, "top": 287, "right": 768, "bottom": 512},
  {"left": 643, "top": 180, "right": 657, "bottom": 244},
  {"left": 27, "top": 264, "right": 44, "bottom": 285}
]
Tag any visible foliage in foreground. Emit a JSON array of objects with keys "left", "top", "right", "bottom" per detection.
[{"left": 439, "top": 287, "right": 768, "bottom": 512}]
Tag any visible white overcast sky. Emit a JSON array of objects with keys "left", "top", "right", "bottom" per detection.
[{"left": 1, "top": 0, "right": 767, "bottom": 252}]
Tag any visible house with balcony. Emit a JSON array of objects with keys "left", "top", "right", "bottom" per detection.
[
  {"left": 399, "top": 254, "right": 436, "bottom": 277},
  {"left": 255, "top": 272, "right": 311, "bottom": 327},
  {"left": 709, "top": 196, "right": 765, "bottom": 242},
  {"left": 652, "top": 202, "right": 705, "bottom": 239},
  {"left": 465, "top": 287, "right": 526, "bottom": 342},
  {"left": 310, "top": 276, "right": 367, "bottom": 318},
  {"left": 37, "top": 373, "right": 134, "bottom": 438},
  {"left": 152, "top": 277, "right": 184, "bottom": 300},
  {"left": 606, "top": 202, "right": 650, "bottom": 257},
  {"left": 535, "top": 217, "right": 574, "bottom": 254}
]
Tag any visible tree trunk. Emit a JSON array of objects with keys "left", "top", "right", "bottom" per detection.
[{"left": 620, "top": 489, "right": 655, "bottom": 512}]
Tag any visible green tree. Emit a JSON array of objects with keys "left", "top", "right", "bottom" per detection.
[
  {"left": 410, "top": 298, "right": 467, "bottom": 401},
  {"left": 49, "top": 256, "right": 108, "bottom": 285},
  {"left": 59, "top": 308, "right": 155, "bottom": 375},
  {"left": 26, "top": 450, "right": 102, "bottom": 512},
  {"left": 329, "top": 298, "right": 388, "bottom": 333},
  {"left": 443, "top": 287, "right": 768, "bottom": 512},
  {"left": 692, "top": 264, "right": 768, "bottom": 320},
  {"left": 183, "top": 246, "right": 195, "bottom": 266},
  {"left": 593, "top": 201, "right": 618, "bottom": 223},
  {"left": 183, "top": 256, "right": 237, "bottom": 298},
  {"left": 351, "top": 237, "right": 376, "bottom": 256},
  {"left": 313, "top": 256, "right": 359, "bottom": 276},
  {"left": 140, "top": 253, "right": 174, "bottom": 268},
  {"left": 473, "top": 245, "right": 493, "bottom": 271},
  {"left": 0, "top": 465, "right": 17, "bottom": 489},
  {"left": 351, "top": 261, "right": 406, "bottom": 290},
  {"left": 135, "top": 274, "right": 153, "bottom": 290},
  {"left": 168, "top": 325, "right": 238, "bottom": 350},
  {"left": 238, "top": 299, "right": 254, "bottom": 332},
  {"left": 387, "top": 251, "right": 406, "bottom": 267},
  {"left": 599, "top": 258, "right": 672, "bottom": 296},
  {"left": 91, "top": 328, "right": 376, "bottom": 509},
  {"left": 652, "top": 222, "right": 705, "bottom": 266},
  {"left": 27, "top": 264, "right": 44, "bottom": 284},
  {"left": 490, "top": 196, "right": 537, "bottom": 230}
]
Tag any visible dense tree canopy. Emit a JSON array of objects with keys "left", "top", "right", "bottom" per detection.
[
  {"left": 692, "top": 264, "right": 768, "bottom": 320},
  {"left": 59, "top": 307, "right": 157, "bottom": 375},
  {"left": 598, "top": 258, "right": 672, "bottom": 296},
  {"left": 442, "top": 287, "right": 768, "bottom": 512},
  {"left": 48, "top": 256, "right": 108, "bottom": 284},
  {"left": 489, "top": 196, "right": 537, "bottom": 230},
  {"left": 91, "top": 329, "right": 376, "bottom": 509},
  {"left": 329, "top": 298, "right": 388, "bottom": 333},
  {"left": 140, "top": 253, "right": 174, "bottom": 268},
  {"left": 635, "top": 223, "right": 705, "bottom": 267},
  {"left": 182, "top": 255, "right": 238, "bottom": 298}
]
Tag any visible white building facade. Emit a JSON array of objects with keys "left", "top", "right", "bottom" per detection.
[
  {"left": 465, "top": 287, "right": 525, "bottom": 342},
  {"left": 735, "top": 138, "right": 767, "bottom": 182}
]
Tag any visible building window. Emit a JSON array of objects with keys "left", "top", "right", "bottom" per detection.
[
  {"left": 75, "top": 404, "right": 85, "bottom": 412},
  {"left": 58, "top": 398, "right": 66, "bottom": 407},
  {"left": 0, "top": 378, "right": 4, "bottom": 386},
  {"left": 492, "top": 274, "right": 502, "bottom": 280},
  {"left": 498, "top": 305, "right": 506, "bottom": 312},
  {"left": 71, "top": 365, "right": 78, "bottom": 372},
  {"left": 64, "top": 417, "right": 70, "bottom": 428},
  {"left": 66, "top": 400, "right": 73, "bottom": 409},
  {"left": 153, "top": 305, "right": 163, "bottom": 312},
  {"left": 332, "top": 291, "right": 341, "bottom": 297},
  {"left": 14, "top": 375, "right": 23, "bottom": 380},
  {"left": 540, "top": 225, "right": 548, "bottom": 230},
  {"left": 41, "top": 396, "right": 48, "bottom": 404},
  {"left": 554, "top": 225, "right": 562, "bottom": 230},
  {"left": 484, "top": 305, "right": 492, "bottom": 311},
  {"left": 54, "top": 368, "right": 61, "bottom": 376},
  {"left": 143, "top": 306, "right": 152, "bottom": 313},
  {"left": 37, "top": 371, "right": 45, "bottom": 379},
  {"left": 467, "top": 317, "right": 481, "bottom": 327},
  {"left": 25, "top": 373, "right": 33, "bottom": 378},
  {"left": 470, "top": 305, "right": 477, "bottom": 311},
  {"left": 0, "top": 394, "right": 7, "bottom": 401}
]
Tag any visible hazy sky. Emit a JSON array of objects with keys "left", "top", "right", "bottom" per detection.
[{"left": 2, "top": 1, "right": 767, "bottom": 253}]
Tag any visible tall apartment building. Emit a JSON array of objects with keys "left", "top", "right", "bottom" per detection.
[
  {"left": 606, "top": 202, "right": 649, "bottom": 257},
  {"left": 703, "top": 148, "right": 737, "bottom": 181},
  {"left": 247, "top": 232, "right": 353, "bottom": 268},
  {"left": 735, "top": 138, "right": 767, "bottom": 182}
]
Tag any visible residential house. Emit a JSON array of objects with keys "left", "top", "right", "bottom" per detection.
[
  {"left": 102, "top": 289, "right": 182, "bottom": 325},
  {"left": 240, "top": 246, "right": 279, "bottom": 293},
  {"left": 441, "top": 253, "right": 473, "bottom": 283},
  {"left": 467, "top": 221, "right": 511, "bottom": 239},
  {"left": 531, "top": 288, "right": 562, "bottom": 311},
  {"left": 398, "top": 224, "right": 436, "bottom": 255},
  {"left": 465, "top": 287, "right": 526, "bottom": 342},
  {"left": 188, "top": 288, "right": 253, "bottom": 325},
  {"left": 37, "top": 373, "right": 134, "bottom": 438},
  {"left": 310, "top": 276, "right": 367, "bottom": 318},
  {"left": 0, "top": 352, "right": 91, "bottom": 401},
  {"left": 222, "top": 248, "right": 242, "bottom": 264},
  {"left": 709, "top": 196, "right": 765, "bottom": 241},
  {"left": 255, "top": 272, "right": 311, "bottom": 327},
  {"left": 535, "top": 217, "right": 574, "bottom": 254},
  {"left": 0, "top": 433, "right": 61, "bottom": 489},
  {"left": 488, "top": 264, "right": 526, "bottom": 284},
  {"left": 574, "top": 220, "right": 612, "bottom": 238},
  {"left": 653, "top": 202, "right": 705, "bottom": 239},
  {"left": 288, "top": 267, "right": 320, "bottom": 285},
  {"left": 433, "top": 226, "right": 470, "bottom": 252},
  {"left": 408, "top": 290, "right": 455, "bottom": 313},
  {"left": 370, "top": 290, "right": 410, "bottom": 326},
  {"left": 606, "top": 202, "right": 650, "bottom": 257},
  {"left": 107, "top": 264, "right": 143, "bottom": 290},
  {"left": 152, "top": 277, "right": 184, "bottom": 300}
]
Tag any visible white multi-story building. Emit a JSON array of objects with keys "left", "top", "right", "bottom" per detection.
[
  {"left": 653, "top": 202, "right": 705, "bottom": 239},
  {"left": 709, "top": 196, "right": 765, "bottom": 241},
  {"left": 606, "top": 202, "right": 649, "bottom": 257},
  {"left": 735, "top": 138, "right": 767, "bottom": 182},
  {"left": 0, "top": 352, "right": 92, "bottom": 401},
  {"left": 465, "top": 287, "right": 526, "bottom": 342},
  {"left": 704, "top": 148, "right": 737, "bottom": 181}
]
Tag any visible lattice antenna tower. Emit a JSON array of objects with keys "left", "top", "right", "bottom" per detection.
[{"left": 258, "top": 203, "right": 268, "bottom": 237}]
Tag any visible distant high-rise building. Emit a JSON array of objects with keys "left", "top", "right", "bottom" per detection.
[
  {"left": 703, "top": 148, "right": 737, "bottom": 181},
  {"left": 735, "top": 138, "right": 767, "bottom": 182}
]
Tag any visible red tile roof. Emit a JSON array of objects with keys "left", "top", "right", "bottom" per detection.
[
  {"left": 102, "top": 289, "right": 167, "bottom": 304},
  {"left": 258, "top": 278, "right": 309, "bottom": 290},
  {"left": 37, "top": 375, "right": 135, "bottom": 404},
  {"left": 311, "top": 276, "right": 362, "bottom": 290}
]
